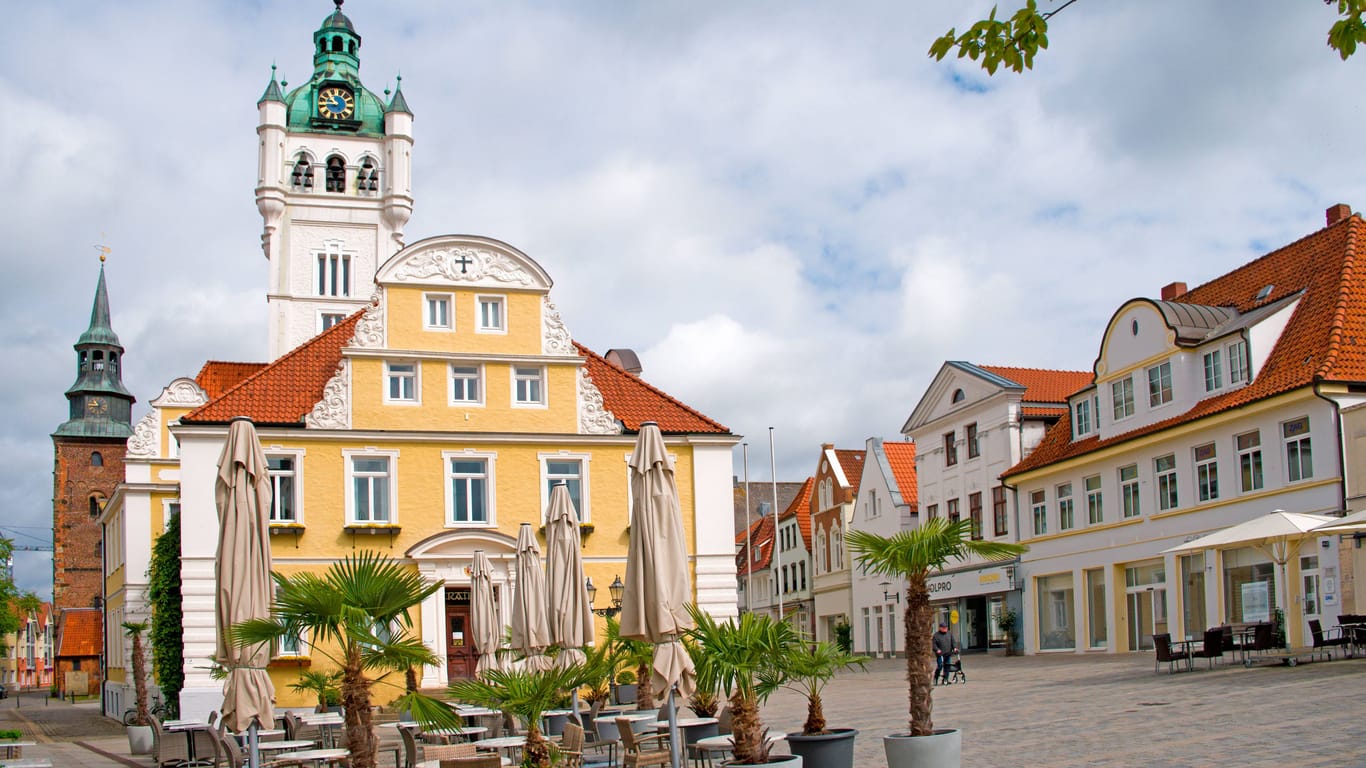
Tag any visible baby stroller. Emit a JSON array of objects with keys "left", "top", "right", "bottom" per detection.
[{"left": 944, "top": 650, "right": 966, "bottom": 684}]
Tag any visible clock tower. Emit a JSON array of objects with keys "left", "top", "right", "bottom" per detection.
[
  {"left": 256, "top": 0, "right": 414, "bottom": 358},
  {"left": 52, "top": 260, "right": 134, "bottom": 617}
]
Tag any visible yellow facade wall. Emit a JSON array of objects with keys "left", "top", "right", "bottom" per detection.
[{"left": 385, "top": 288, "right": 543, "bottom": 355}]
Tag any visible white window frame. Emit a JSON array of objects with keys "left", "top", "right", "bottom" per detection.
[
  {"left": 1030, "top": 490, "right": 1047, "bottom": 536},
  {"left": 512, "top": 366, "right": 547, "bottom": 408},
  {"left": 1154, "top": 454, "right": 1178, "bottom": 511},
  {"left": 1056, "top": 483, "right": 1074, "bottom": 531},
  {"left": 1085, "top": 475, "right": 1103, "bottom": 524},
  {"left": 1195, "top": 443, "right": 1219, "bottom": 502},
  {"left": 1228, "top": 340, "right": 1249, "bottom": 384},
  {"left": 1203, "top": 350, "right": 1223, "bottom": 392},
  {"left": 449, "top": 363, "right": 484, "bottom": 406},
  {"left": 1282, "top": 416, "right": 1313, "bottom": 483},
  {"left": 1237, "top": 430, "right": 1264, "bottom": 492},
  {"left": 1147, "top": 361, "right": 1173, "bottom": 408},
  {"left": 272, "top": 585, "right": 309, "bottom": 658},
  {"left": 1111, "top": 377, "right": 1135, "bottom": 421},
  {"left": 1120, "top": 464, "right": 1140, "bottom": 518},
  {"left": 266, "top": 449, "right": 306, "bottom": 524},
  {"left": 384, "top": 360, "right": 420, "bottom": 404},
  {"left": 314, "top": 239, "right": 353, "bottom": 297},
  {"left": 424, "top": 292, "right": 454, "bottom": 331},
  {"left": 477, "top": 294, "right": 507, "bottom": 334},
  {"left": 539, "top": 451, "right": 592, "bottom": 524},
  {"left": 318, "top": 312, "right": 347, "bottom": 333},
  {"left": 1074, "top": 399, "right": 1092, "bottom": 437},
  {"left": 344, "top": 449, "right": 399, "bottom": 524},
  {"left": 444, "top": 450, "right": 497, "bottom": 527},
  {"left": 814, "top": 528, "right": 826, "bottom": 575}
]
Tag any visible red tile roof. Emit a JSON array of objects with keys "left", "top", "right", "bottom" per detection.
[
  {"left": 575, "top": 343, "right": 729, "bottom": 434},
  {"left": 832, "top": 449, "right": 866, "bottom": 497},
  {"left": 882, "top": 441, "right": 918, "bottom": 508},
  {"left": 1021, "top": 406, "right": 1069, "bottom": 418},
  {"left": 978, "top": 365, "right": 1092, "bottom": 404},
  {"left": 184, "top": 312, "right": 363, "bottom": 425},
  {"left": 778, "top": 477, "right": 814, "bottom": 547},
  {"left": 182, "top": 314, "right": 730, "bottom": 435},
  {"left": 735, "top": 514, "right": 776, "bottom": 575},
  {"left": 55, "top": 609, "right": 101, "bottom": 658},
  {"left": 1007, "top": 213, "right": 1366, "bottom": 477},
  {"left": 196, "top": 361, "right": 268, "bottom": 400}
]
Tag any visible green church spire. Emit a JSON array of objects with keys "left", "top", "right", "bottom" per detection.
[
  {"left": 387, "top": 74, "right": 412, "bottom": 114},
  {"left": 259, "top": 64, "right": 285, "bottom": 104},
  {"left": 55, "top": 257, "right": 135, "bottom": 439},
  {"left": 76, "top": 263, "right": 121, "bottom": 348}
]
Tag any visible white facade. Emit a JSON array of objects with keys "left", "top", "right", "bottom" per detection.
[
  {"left": 849, "top": 438, "right": 915, "bottom": 656},
  {"left": 773, "top": 490, "right": 813, "bottom": 635}
]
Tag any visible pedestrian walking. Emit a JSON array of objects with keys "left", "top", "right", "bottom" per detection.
[{"left": 932, "top": 623, "right": 959, "bottom": 685}]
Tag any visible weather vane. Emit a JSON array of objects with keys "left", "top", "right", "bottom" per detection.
[{"left": 94, "top": 234, "right": 111, "bottom": 264}]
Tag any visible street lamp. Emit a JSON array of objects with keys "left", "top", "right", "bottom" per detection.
[
  {"left": 879, "top": 581, "right": 901, "bottom": 603},
  {"left": 587, "top": 575, "right": 625, "bottom": 617}
]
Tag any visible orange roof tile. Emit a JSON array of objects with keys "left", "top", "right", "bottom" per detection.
[
  {"left": 576, "top": 343, "right": 729, "bottom": 434},
  {"left": 56, "top": 609, "right": 101, "bottom": 658},
  {"left": 1021, "top": 406, "right": 1068, "bottom": 418},
  {"left": 196, "top": 361, "right": 268, "bottom": 400},
  {"left": 736, "top": 514, "right": 776, "bottom": 575},
  {"left": 1007, "top": 213, "right": 1366, "bottom": 477},
  {"left": 833, "top": 449, "right": 866, "bottom": 497},
  {"left": 183, "top": 312, "right": 364, "bottom": 425},
  {"left": 882, "top": 441, "right": 918, "bottom": 508},
  {"left": 978, "top": 365, "right": 1093, "bottom": 404},
  {"left": 778, "top": 477, "right": 814, "bottom": 547}
]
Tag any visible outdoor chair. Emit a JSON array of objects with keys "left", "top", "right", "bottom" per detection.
[
  {"left": 1308, "top": 619, "right": 1349, "bottom": 661},
  {"left": 343, "top": 725, "right": 403, "bottom": 768},
  {"left": 151, "top": 717, "right": 193, "bottom": 768},
  {"left": 1252, "top": 622, "right": 1275, "bottom": 654},
  {"left": 283, "top": 712, "right": 322, "bottom": 745},
  {"left": 401, "top": 727, "right": 475, "bottom": 768},
  {"left": 1152, "top": 633, "right": 1190, "bottom": 674},
  {"left": 1193, "top": 627, "right": 1224, "bottom": 669},
  {"left": 617, "top": 717, "right": 671, "bottom": 768},
  {"left": 716, "top": 707, "right": 732, "bottom": 735},
  {"left": 559, "top": 722, "right": 585, "bottom": 768},
  {"left": 590, "top": 714, "right": 622, "bottom": 765}
]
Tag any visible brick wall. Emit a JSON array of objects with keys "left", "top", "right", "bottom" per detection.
[{"left": 51, "top": 438, "right": 126, "bottom": 613}]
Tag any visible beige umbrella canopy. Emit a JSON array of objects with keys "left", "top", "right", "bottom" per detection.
[
  {"left": 545, "top": 483, "right": 593, "bottom": 667},
  {"left": 511, "top": 523, "right": 553, "bottom": 671},
  {"left": 470, "top": 550, "right": 501, "bottom": 676},
  {"left": 1312, "top": 509, "right": 1366, "bottom": 534},
  {"left": 215, "top": 418, "right": 276, "bottom": 743},
  {"left": 619, "top": 422, "right": 696, "bottom": 701}
]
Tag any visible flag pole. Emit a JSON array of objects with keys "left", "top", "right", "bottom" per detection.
[
  {"left": 770, "top": 427, "right": 783, "bottom": 622},
  {"left": 742, "top": 442, "right": 752, "bottom": 612}
]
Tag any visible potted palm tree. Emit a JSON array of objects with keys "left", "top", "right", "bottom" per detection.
[
  {"left": 122, "top": 621, "right": 154, "bottom": 755},
  {"left": 685, "top": 605, "right": 800, "bottom": 766},
  {"left": 448, "top": 664, "right": 588, "bottom": 768},
  {"left": 231, "top": 552, "right": 462, "bottom": 768},
  {"left": 847, "top": 520, "right": 1025, "bottom": 768},
  {"left": 289, "top": 670, "right": 343, "bottom": 713},
  {"left": 764, "top": 640, "right": 867, "bottom": 768}
]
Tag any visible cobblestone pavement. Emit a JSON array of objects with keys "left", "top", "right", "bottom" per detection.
[
  {"left": 2, "top": 653, "right": 1363, "bottom": 767},
  {"left": 758, "top": 651, "right": 1366, "bottom": 767}
]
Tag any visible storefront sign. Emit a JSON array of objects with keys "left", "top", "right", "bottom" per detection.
[
  {"left": 927, "top": 565, "right": 1014, "bottom": 600},
  {"left": 1241, "top": 581, "right": 1270, "bottom": 623}
]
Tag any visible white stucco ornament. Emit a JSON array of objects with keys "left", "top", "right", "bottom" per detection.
[
  {"left": 125, "top": 411, "right": 160, "bottom": 458},
  {"left": 542, "top": 297, "right": 574, "bottom": 355},
  {"left": 352, "top": 292, "right": 385, "bottom": 348},
  {"left": 578, "top": 368, "right": 621, "bottom": 435},
  {"left": 392, "top": 247, "right": 534, "bottom": 286},
  {"left": 150, "top": 378, "right": 209, "bottom": 408},
  {"left": 305, "top": 361, "right": 351, "bottom": 429}
]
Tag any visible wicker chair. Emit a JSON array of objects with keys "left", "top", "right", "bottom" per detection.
[
  {"left": 1309, "top": 619, "right": 1350, "bottom": 661},
  {"left": 400, "top": 728, "right": 476, "bottom": 768},
  {"left": 1152, "top": 633, "right": 1191, "bottom": 674},
  {"left": 1192, "top": 627, "right": 1224, "bottom": 669},
  {"left": 283, "top": 712, "right": 322, "bottom": 745},
  {"left": 151, "top": 717, "right": 193, "bottom": 768},
  {"left": 617, "top": 718, "right": 671, "bottom": 768},
  {"left": 559, "top": 721, "right": 585, "bottom": 768}
]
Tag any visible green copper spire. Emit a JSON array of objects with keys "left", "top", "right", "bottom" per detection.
[
  {"left": 259, "top": 64, "right": 285, "bottom": 104},
  {"left": 282, "top": 0, "right": 388, "bottom": 137},
  {"left": 387, "top": 74, "right": 412, "bottom": 114},
  {"left": 312, "top": 0, "right": 362, "bottom": 78},
  {"left": 55, "top": 259, "right": 135, "bottom": 439},
  {"left": 76, "top": 264, "right": 122, "bottom": 348}
]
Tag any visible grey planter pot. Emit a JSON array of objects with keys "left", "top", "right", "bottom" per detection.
[
  {"left": 615, "top": 683, "right": 637, "bottom": 705},
  {"left": 724, "top": 754, "right": 802, "bottom": 767},
  {"left": 883, "top": 729, "right": 961, "bottom": 768},
  {"left": 126, "top": 725, "right": 154, "bottom": 755},
  {"left": 786, "top": 728, "right": 857, "bottom": 768}
]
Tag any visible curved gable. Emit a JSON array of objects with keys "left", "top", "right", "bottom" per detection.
[
  {"left": 376, "top": 234, "right": 553, "bottom": 291},
  {"left": 1095, "top": 299, "right": 1177, "bottom": 379}
]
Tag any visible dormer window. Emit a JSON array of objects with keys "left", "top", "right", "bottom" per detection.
[
  {"left": 1228, "top": 340, "right": 1249, "bottom": 383},
  {"left": 1147, "top": 361, "right": 1173, "bottom": 407},
  {"left": 1203, "top": 350, "right": 1223, "bottom": 392},
  {"left": 1111, "top": 377, "right": 1135, "bottom": 421},
  {"left": 325, "top": 156, "right": 346, "bottom": 193},
  {"left": 290, "top": 157, "right": 314, "bottom": 191},
  {"left": 1074, "top": 398, "right": 1092, "bottom": 437}
]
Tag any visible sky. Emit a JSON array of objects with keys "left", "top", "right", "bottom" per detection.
[{"left": 2, "top": 1, "right": 1364, "bottom": 596}]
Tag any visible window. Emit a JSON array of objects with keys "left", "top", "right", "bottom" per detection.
[
  {"left": 968, "top": 492, "right": 983, "bottom": 540},
  {"left": 1147, "top": 361, "right": 1173, "bottom": 407},
  {"left": 1155, "top": 455, "right": 1178, "bottom": 511},
  {"left": 1228, "top": 340, "right": 1249, "bottom": 383},
  {"left": 267, "top": 456, "right": 298, "bottom": 522},
  {"left": 1203, "top": 350, "right": 1223, "bottom": 391},
  {"left": 348, "top": 454, "right": 393, "bottom": 523},
  {"left": 320, "top": 313, "right": 345, "bottom": 331},
  {"left": 799, "top": 561, "right": 807, "bottom": 590},
  {"left": 1283, "top": 416, "right": 1313, "bottom": 482},
  {"left": 944, "top": 431, "right": 957, "bottom": 467},
  {"left": 946, "top": 498, "right": 960, "bottom": 524},
  {"left": 1030, "top": 490, "right": 1047, "bottom": 536},
  {"left": 1085, "top": 475, "right": 1103, "bottom": 524},
  {"left": 1038, "top": 573, "right": 1075, "bottom": 650},
  {"left": 1057, "top": 483, "right": 1074, "bottom": 531},
  {"left": 357, "top": 157, "right": 380, "bottom": 194},
  {"left": 1111, "top": 377, "right": 1135, "bottom": 420},
  {"left": 90, "top": 451, "right": 103, "bottom": 467},
  {"left": 315, "top": 240, "right": 351, "bottom": 297},
  {"left": 992, "top": 486, "right": 1008, "bottom": 536},
  {"left": 832, "top": 527, "right": 843, "bottom": 570},
  {"left": 966, "top": 423, "right": 980, "bottom": 459},
  {"left": 814, "top": 529, "right": 826, "bottom": 575},
  {"left": 448, "top": 456, "right": 491, "bottom": 524},
  {"left": 274, "top": 586, "right": 306, "bottom": 657},
  {"left": 926, "top": 503, "right": 938, "bottom": 520},
  {"left": 513, "top": 366, "right": 545, "bottom": 406},
  {"left": 385, "top": 361, "right": 418, "bottom": 402},
  {"left": 543, "top": 455, "right": 588, "bottom": 522},
  {"left": 1237, "top": 430, "right": 1264, "bottom": 492},
  {"left": 450, "top": 365, "right": 482, "bottom": 404},
  {"left": 290, "top": 156, "right": 314, "bottom": 191},
  {"left": 477, "top": 296, "right": 505, "bottom": 332},
  {"left": 325, "top": 155, "right": 346, "bottom": 192},
  {"left": 1074, "top": 399, "right": 1092, "bottom": 437},
  {"left": 1195, "top": 443, "right": 1218, "bottom": 502},
  {"left": 425, "top": 294, "right": 452, "bottom": 330}
]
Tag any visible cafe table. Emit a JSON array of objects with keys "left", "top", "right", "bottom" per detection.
[
  {"left": 473, "top": 734, "right": 527, "bottom": 763},
  {"left": 0, "top": 759, "right": 52, "bottom": 768},
  {"left": 299, "top": 713, "right": 344, "bottom": 748},
  {"left": 0, "top": 741, "right": 35, "bottom": 759},
  {"left": 271, "top": 747, "right": 350, "bottom": 767},
  {"left": 164, "top": 721, "right": 215, "bottom": 764}
]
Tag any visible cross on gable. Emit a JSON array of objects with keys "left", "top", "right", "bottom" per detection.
[{"left": 453, "top": 253, "right": 474, "bottom": 274}]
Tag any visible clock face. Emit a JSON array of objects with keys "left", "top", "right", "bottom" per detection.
[
  {"left": 317, "top": 86, "right": 355, "bottom": 119},
  {"left": 87, "top": 397, "right": 108, "bottom": 415}
]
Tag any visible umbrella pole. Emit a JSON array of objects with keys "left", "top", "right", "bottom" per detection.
[
  {"left": 248, "top": 720, "right": 260, "bottom": 768},
  {"left": 665, "top": 687, "right": 682, "bottom": 768}
]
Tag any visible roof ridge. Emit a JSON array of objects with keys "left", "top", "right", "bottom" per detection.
[
  {"left": 977, "top": 364, "right": 1090, "bottom": 375},
  {"left": 1182, "top": 212, "right": 1358, "bottom": 300},
  {"left": 185, "top": 310, "right": 364, "bottom": 421},
  {"left": 573, "top": 341, "right": 728, "bottom": 432},
  {"left": 1317, "top": 215, "right": 1362, "bottom": 379}
]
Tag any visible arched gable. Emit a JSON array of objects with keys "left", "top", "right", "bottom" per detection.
[{"left": 376, "top": 234, "right": 554, "bottom": 291}]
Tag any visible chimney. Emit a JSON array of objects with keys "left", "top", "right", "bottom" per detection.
[
  {"left": 605, "top": 348, "right": 642, "bottom": 376},
  {"left": 1160, "top": 281, "right": 1188, "bottom": 301},
  {"left": 1327, "top": 203, "right": 1352, "bottom": 227}
]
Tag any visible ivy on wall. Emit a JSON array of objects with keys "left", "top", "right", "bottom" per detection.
[{"left": 147, "top": 512, "right": 183, "bottom": 715}]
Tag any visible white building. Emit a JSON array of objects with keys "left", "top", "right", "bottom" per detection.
[
  {"left": 810, "top": 445, "right": 865, "bottom": 644},
  {"left": 848, "top": 438, "right": 917, "bottom": 656},
  {"left": 772, "top": 478, "right": 814, "bottom": 634}
]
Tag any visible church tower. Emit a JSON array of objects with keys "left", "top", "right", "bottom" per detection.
[
  {"left": 256, "top": 0, "right": 414, "bottom": 358},
  {"left": 52, "top": 259, "right": 134, "bottom": 614}
]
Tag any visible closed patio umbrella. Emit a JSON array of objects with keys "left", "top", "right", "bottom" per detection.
[
  {"left": 470, "top": 550, "right": 501, "bottom": 677},
  {"left": 619, "top": 422, "right": 694, "bottom": 768},
  {"left": 511, "top": 523, "right": 553, "bottom": 671},
  {"left": 215, "top": 417, "right": 276, "bottom": 768},
  {"left": 544, "top": 482, "right": 593, "bottom": 721},
  {"left": 1311, "top": 508, "right": 1366, "bottom": 534}
]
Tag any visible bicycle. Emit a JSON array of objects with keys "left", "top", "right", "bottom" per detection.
[{"left": 122, "top": 700, "right": 170, "bottom": 725}]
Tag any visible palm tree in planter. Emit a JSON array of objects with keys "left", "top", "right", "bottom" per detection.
[
  {"left": 684, "top": 605, "right": 800, "bottom": 766},
  {"left": 448, "top": 663, "right": 588, "bottom": 768},
  {"left": 761, "top": 640, "right": 867, "bottom": 768},
  {"left": 289, "top": 669, "right": 343, "bottom": 712},
  {"left": 846, "top": 520, "right": 1025, "bottom": 768},
  {"left": 122, "top": 622, "right": 154, "bottom": 755},
  {"left": 231, "top": 552, "right": 462, "bottom": 768}
]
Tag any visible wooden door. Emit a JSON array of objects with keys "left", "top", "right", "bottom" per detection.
[{"left": 445, "top": 588, "right": 476, "bottom": 680}]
